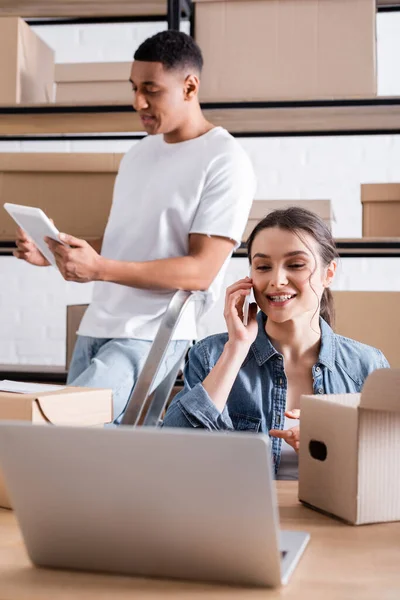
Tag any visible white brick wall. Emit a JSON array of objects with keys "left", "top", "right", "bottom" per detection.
[{"left": 0, "top": 14, "right": 400, "bottom": 366}]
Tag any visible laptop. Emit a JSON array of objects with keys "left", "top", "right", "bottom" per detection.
[{"left": 0, "top": 423, "right": 309, "bottom": 587}]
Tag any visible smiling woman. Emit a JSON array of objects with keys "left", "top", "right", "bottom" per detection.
[{"left": 162, "top": 207, "right": 390, "bottom": 481}]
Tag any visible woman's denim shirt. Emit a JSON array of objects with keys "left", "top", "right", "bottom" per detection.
[{"left": 162, "top": 312, "right": 389, "bottom": 472}]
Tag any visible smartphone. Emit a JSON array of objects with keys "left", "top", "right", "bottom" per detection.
[{"left": 243, "top": 282, "right": 255, "bottom": 326}]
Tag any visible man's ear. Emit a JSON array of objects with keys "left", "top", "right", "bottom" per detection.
[
  {"left": 184, "top": 74, "right": 200, "bottom": 100},
  {"left": 324, "top": 260, "right": 337, "bottom": 288}
]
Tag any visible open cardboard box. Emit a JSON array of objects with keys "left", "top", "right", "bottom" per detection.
[
  {"left": 299, "top": 369, "right": 400, "bottom": 525},
  {"left": 0, "top": 386, "right": 113, "bottom": 509}
]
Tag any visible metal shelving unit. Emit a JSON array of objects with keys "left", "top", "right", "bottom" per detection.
[
  {"left": 2, "top": 239, "right": 400, "bottom": 259},
  {"left": 233, "top": 239, "right": 400, "bottom": 259},
  {"left": 2, "top": 97, "right": 400, "bottom": 140}
]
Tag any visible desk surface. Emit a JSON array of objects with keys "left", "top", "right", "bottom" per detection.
[{"left": 0, "top": 482, "right": 399, "bottom": 600}]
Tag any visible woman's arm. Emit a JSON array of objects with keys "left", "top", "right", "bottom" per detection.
[{"left": 162, "top": 277, "right": 258, "bottom": 429}]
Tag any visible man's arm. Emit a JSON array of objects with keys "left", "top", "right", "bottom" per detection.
[{"left": 46, "top": 233, "right": 236, "bottom": 290}]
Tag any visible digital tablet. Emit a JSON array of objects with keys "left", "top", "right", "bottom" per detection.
[{"left": 4, "top": 203, "right": 67, "bottom": 267}]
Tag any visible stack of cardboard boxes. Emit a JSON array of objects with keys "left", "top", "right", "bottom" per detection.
[{"left": 0, "top": 1, "right": 379, "bottom": 105}]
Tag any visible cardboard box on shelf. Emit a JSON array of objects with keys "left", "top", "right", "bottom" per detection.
[
  {"left": 55, "top": 62, "right": 132, "bottom": 104},
  {"left": 242, "top": 200, "right": 334, "bottom": 241},
  {"left": 0, "top": 1, "right": 167, "bottom": 18},
  {"left": 332, "top": 291, "right": 400, "bottom": 369},
  {"left": 361, "top": 184, "right": 400, "bottom": 237},
  {"left": 0, "top": 17, "right": 54, "bottom": 104},
  {"left": 299, "top": 368, "right": 400, "bottom": 525},
  {"left": 0, "top": 153, "right": 123, "bottom": 242},
  {"left": 0, "top": 386, "right": 113, "bottom": 508},
  {"left": 66, "top": 305, "right": 89, "bottom": 369},
  {"left": 194, "top": 0, "right": 376, "bottom": 102}
]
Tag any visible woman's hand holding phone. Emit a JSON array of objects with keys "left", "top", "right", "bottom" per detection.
[{"left": 224, "top": 277, "right": 258, "bottom": 352}]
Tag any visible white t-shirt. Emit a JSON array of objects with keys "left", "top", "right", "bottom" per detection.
[{"left": 79, "top": 127, "right": 256, "bottom": 341}]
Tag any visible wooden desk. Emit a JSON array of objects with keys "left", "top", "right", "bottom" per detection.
[{"left": 0, "top": 482, "right": 399, "bottom": 600}]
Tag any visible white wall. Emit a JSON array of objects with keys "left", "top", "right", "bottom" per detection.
[{"left": 0, "top": 13, "right": 399, "bottom": 365}]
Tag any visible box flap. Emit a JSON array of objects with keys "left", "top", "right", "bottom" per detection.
[
  {"left": 34, "top": 386, "right": 112, "bottom": 425},
  {"left": 55, "top": 62, "right": 131, "bottom": 83},
  {"left": 0, "top": 153, "right": 123, "bottom": 173},
  {"left": 301, "top": 392, "right": 361, "bottom": 408},
  {"left": 361, "top": 184, "right": 400, "bottom": 203},
  {"left": 360, "top": 369, "right": 400, "bottom": 412}
]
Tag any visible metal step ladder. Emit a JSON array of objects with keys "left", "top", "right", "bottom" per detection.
[{"left": 121, "top": 290, "right": 205, "bottom": 427}]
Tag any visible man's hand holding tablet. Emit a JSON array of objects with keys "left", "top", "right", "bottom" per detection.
[{"left": 5, "top": 203, "right": 102, "bottom": 283}]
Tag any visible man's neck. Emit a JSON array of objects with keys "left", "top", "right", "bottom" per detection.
[{"left": 163, "top": 107, "right": 214, "bottom": 144}]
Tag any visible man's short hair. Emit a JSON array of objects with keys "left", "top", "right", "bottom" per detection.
[{"left": 134, "top": 30, "right": 203, "bottom": 74}]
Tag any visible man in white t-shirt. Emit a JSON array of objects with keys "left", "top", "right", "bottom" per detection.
[{"left": 15, "top": 30, "right": 256, "bottom": 423}]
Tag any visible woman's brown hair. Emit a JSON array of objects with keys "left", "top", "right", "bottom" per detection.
[{"left": 246, "top": 207, "right": 339, "bottom": 327}]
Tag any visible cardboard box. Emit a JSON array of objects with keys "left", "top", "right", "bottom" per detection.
[
  {"left": 242, "top": 199, "right": 334, "bottom": 241},
  {"left": 0, "top": 153, "right": 122, "bottom": 242},
  {"left": 194, "top": 0, "right": 377, "bottom": 102},
  {"left": 55, "top": 62, "right": 132, "bottom": 104},
  {"left": 361, "top": 184, "right": 400, "bottom": 237},
  {"left": 0, "top": 17, "right": 54, "bottom": 104},
  {"left": 299, "top": 368, "right": 400, "bottom": 525},
  {"left": 0, "top": 386, "right": 113, "bottom": 508},
  {"left": 66, "top": 304, "right": 89, "bottom": 369},
  {"left": 0, "top": 1, "right": 167, "bottom": 18},
  {"left": 332, "top": 291, "right": 400, "bottom": 369}
]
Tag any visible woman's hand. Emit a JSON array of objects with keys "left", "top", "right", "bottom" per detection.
[
  {"left": 223, "top": 277, "right": 258, "bottom": 352},
  {"left": 270, "top": 409, "right": 301, "bottom": 453}
]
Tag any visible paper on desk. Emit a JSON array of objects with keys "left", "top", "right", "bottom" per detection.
[{"left": 0, "top": 380, "right": 66, "bottom": 394}]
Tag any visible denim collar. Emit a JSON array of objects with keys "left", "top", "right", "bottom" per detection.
[{"left": 251, "top": 311, "right": 335, "bottom": 371}]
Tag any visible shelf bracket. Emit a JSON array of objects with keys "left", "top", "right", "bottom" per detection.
[{"left": 167, "top": 0, "right": 192, "bottom": 30}]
